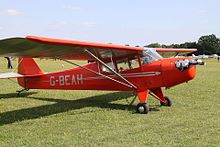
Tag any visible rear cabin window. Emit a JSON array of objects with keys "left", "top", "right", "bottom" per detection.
[{"left": 117, "top": 58, "right": 140, "bottom": 72}]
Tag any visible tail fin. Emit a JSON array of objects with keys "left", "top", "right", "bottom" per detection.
[{"left": 18, "top": 58, "right": 43, "bottom": 75}]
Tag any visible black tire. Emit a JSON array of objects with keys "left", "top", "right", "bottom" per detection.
[
  {"left": 136, "top": 103, "right": 149, "bottom": 114},
  {"left": 160, "top": 96, "right": 172, "bottom": 107}
]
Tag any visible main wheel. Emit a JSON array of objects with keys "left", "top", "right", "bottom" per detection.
[
  {"left": 136, "top": 103, "right": 149, "bottom": 114},
  {"left": 160, "top": 96, "right": 172, "bottom": 107}
]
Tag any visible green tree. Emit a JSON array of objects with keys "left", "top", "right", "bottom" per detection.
[
  {"left": 197, "top": 34, "right": 220, "bottom": 55},
  {"left": 145, "top": 34, "right": 220, "bottom": 55},
  {"left": 179, "top": 42, "right": 197, "bottom": 49},
  {"left": 145, "top": 43, "right": 161, "bottom": 48}
]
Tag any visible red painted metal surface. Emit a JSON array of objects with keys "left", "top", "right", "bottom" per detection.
[
  {"left": 161, "top": 58, "right": 196, "bottom": 87},
  {"left": 17, "top": 57, "right": 197, "bottom": 105}
]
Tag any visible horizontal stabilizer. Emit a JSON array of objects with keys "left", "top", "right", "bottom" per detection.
[
  {"left": 0, "top": 72, "right": 43, "bottom": 79},
  {"left": 0, "top": 72, "right": 24, "bottom": 79}
]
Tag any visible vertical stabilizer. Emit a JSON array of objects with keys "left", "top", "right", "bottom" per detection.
[{"left": 18, "top": 58, "right": 43, "bottom": 75}]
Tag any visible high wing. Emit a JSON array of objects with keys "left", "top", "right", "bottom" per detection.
[
  {"left": 0, "top": 36, "right": 197, "bottom": 60},
  {"left": 0, "top": 36, "right": 143, "bottom": 61}
]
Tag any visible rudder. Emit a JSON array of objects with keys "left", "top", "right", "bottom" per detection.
[{"left": 18, "top": 58, "right": 43, "bottom": 75}]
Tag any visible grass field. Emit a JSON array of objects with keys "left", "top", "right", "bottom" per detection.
[{"left": 0, "top": 58, "right": 220, "bottom": 146}]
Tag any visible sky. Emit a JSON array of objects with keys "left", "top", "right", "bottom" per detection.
[{"left": 0, "top": 0, "right": 220, "bottom": 46}]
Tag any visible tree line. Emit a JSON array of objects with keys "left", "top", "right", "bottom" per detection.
[{"left": 146, "top": 34, "right": 220, "bottom": 55}]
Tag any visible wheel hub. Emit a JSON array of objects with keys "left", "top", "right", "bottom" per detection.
[{"left": 138, "top": 106, "right": 145, "bottom": 113}]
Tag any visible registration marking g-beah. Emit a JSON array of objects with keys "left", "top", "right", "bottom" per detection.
[{"left": 49, "top": 74, "right": 83, "bottom": 86}]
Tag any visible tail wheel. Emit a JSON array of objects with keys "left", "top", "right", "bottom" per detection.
[
  {"left": 160, "top": 96, "right": 172, "bottom": 107},
  {"left": 136, "top": 103, "right": 149, "bottom": 114}
]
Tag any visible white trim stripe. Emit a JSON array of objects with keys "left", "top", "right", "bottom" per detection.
[{"left": 83, "top": 72, "right": 161, "bottom": 80}]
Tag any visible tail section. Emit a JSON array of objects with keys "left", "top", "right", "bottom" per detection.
[
  {"left": 17, "top": 58, "right": 43, "bottom": 89},
  {"left": 18, "top": 58, "right": 43, "bottom": 75},
  {"left": 0, "top": 58, "right": 43, "bottom": 89}
]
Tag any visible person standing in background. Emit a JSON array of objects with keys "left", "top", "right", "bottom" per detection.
[{"left": 4, "top": 57, "right": 13, "bottom": 69}]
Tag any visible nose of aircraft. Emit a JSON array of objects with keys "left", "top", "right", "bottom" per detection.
[{"left": 161, "top": 58, "right": 197, "bottom": 87}]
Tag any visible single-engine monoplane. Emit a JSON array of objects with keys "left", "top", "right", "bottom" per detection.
[{"left": 0, "top": 36, "right": 204, "bottom": 114}]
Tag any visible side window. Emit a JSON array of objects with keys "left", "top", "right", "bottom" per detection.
[
  {"left": 101, "top": 62, "right": 116, "bottom": 72},
  {"left": 117, "top": 58, "right": 140, "bottom": 72}
]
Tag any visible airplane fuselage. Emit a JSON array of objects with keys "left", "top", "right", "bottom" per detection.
[{"left": 17, "top": 57, "right": 196, "bottom": 92}]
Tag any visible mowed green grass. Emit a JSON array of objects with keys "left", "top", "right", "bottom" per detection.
[{"left": 0, "top": 58, "right": 220, "bottom": 146}]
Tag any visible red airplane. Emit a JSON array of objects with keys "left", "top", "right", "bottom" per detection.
[{"left": 0, "top": 36, "right": 204, "bottom": 114}]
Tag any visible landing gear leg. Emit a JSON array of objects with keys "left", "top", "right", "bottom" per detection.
[
  {"left": 136, "top": 90, "right": 150, "bottom": 114},
  {"left": 16, "top": 88, "right": 29, "bottom": 96}
]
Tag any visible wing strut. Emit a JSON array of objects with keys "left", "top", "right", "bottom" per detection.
[
  {"left": 58, "top": 58, "right": 134, "bottom": 89},
  {"left": 84, "top": 49, "right": 137, "bottom": 90}
]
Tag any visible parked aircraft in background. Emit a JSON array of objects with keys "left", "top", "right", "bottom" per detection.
[{"left": 192, "top": 54, "right": 209, "bottom": 59}]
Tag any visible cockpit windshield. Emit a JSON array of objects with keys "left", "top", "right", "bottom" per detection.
[{"left": 141, "top": 48, "right": 162, "bottom": 64}]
